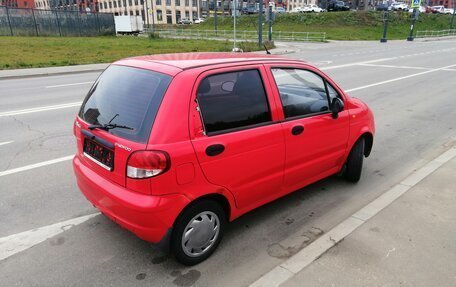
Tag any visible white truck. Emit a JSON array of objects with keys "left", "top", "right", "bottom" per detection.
[{"left": 114, "top": 16, "right": 144, "bottom": 35}]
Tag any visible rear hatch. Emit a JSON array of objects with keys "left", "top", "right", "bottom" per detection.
[{"left": 74, "top": 65, "right": 171, "bottom": 193}]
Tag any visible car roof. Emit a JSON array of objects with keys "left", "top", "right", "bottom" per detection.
[{"left": 114, "top": 52, "right": 295, "bottom": 76}]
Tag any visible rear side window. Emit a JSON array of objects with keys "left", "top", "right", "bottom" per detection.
[
  {"left": 79, "top": 65, "right": 171, "bottom": 143},
  {"left": 271, "top": 68, "right": 330, "bottom": 118},
  {"left": 196, "top": 69, "right": 271, "bottom": 135}
]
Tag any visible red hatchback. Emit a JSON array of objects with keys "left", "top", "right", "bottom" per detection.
[{"left": 73, "top": 53, "right": 375, "bottom": 265}]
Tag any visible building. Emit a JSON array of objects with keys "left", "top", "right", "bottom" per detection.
[
  {"left": 150, "top": 0, "right": 201, "bottom": 24},
  {"left": 98, "top": 0, "right": 145, "bottom": 19},
  {"left": 1, "top": 0, "right": 35, "bottom": 8},
  {"left": 287, "top": 0, "right": 317, "bottom": 10},
  {"left": 44, "top": 0, "right": 99, "bottom": 11},
  {"left": 96, "top": 0, "right": 200, "bottom": 24},
  {"left": 93, "top": 0, "right": 292, "bottom": 26},
  {"left": 428, "top": 0, "right": 453, "bottom": 8},
  {"left": 34, "top": 0, "right": 50, "bottom": 8}
]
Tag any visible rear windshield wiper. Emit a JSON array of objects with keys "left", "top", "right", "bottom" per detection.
[
  {"left": 88, "top": 123, "right": 134, "bottom": 131},
  {"left": 88, "top": 114, "right": 134, "bottom": 131}
]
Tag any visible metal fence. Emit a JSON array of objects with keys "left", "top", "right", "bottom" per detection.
[
  {"left": 145, "top": 28, "right": 326, "bottom": 42},
  {"left": 415, "top": 29, "right": 456, "bottom": 38},
  {"left": 0, "top": 6, "right": 115, "bottom": 36}
]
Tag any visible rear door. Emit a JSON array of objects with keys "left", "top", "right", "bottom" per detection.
[
  {"left": 75, "top": 65, "right": 171, "bottom": 191},
  {"left": 266, "top": 65, "right": 350, "bottom": 192},
  {"left": 190, "top": 66, "right": 285, "bottom": 210}
]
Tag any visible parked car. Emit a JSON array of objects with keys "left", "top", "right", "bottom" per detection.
[
  {"left": 408, "top": 6, "right": 426, "bottom": 13},
  {"left": 275, "top": 6, "right": 286, "bottom": 13},
  {"left": 301, "top": 5, "right": 313, "bottom": 12},
  {"left": 73, "top": 53, "right": 375, "bottom": 265},
  {"left": 243, "top": 6, "right": 258, "bottom": 14},
  {"left": 430, "top": 5, "right": 445, "bottom": 13},
  {"left": 308, "top": 4, "right": 325, "bottom": 13},
  {"left": 444, "top": 8, "right": 454, "bottom": 14},
  {"left": 391, "top": 2, "right": 408, "bottom": 11},
  {"left": 328, "top": 0, "right": 350, "bottom": 11},
  {"left": 193, "top": 18, "right": 205, "bottom": 24},
  {"left": 290, "top": 6, "right": 304, "bottom": 13},
  {"left": 177, "top": 18, "right": 192, "bottom": 24},
  {"left": 375, "top": 3, "right": 389, "bottom": 11},
  {"left": 303, "top": 4, "right": 324, "bottom": 12}
]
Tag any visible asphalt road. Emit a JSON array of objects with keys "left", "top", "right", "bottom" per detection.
[{"left": 1, "top": 39, "right": 455, "bottom": 286}]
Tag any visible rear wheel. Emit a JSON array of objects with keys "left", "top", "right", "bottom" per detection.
[
  {"left": 171, "top": 200, "right": 226, "bottom": 266},
  {"left": 344, "top": 138, "right": 365, "bottom": 182}
]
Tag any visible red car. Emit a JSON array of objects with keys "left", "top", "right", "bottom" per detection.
[{"left": 73, "top": 53, "right": 375, "bottom": 265}]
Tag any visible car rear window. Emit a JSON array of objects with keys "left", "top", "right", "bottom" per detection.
[{"left": 79, "top": 65, "right": 171, "bottom": 143}]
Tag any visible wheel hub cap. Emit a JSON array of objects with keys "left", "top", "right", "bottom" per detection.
[{"left": 182, "top": 211, "right": 220, "bottom": 257}]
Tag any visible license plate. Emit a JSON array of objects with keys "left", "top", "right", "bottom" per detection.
[{"left": 83, "top": 138, "right": 114, "bottom": 171}]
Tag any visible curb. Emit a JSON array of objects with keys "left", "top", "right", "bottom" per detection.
[
  {"left": 271, "top": 49, "right": 297, "bottom": 55},
  {"left": 249, "top": 146, "right": 456, "bottom": 287},
  {"left": 0, "top": 64, "right": 109, "bottom": 81}
]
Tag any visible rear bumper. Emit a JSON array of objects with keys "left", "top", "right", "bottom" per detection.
[{"left": 73, "top": 155, "right": 190, "bottom": 243}]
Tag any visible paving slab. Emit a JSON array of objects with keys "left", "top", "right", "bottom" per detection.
[{"left": 282, "top": 157, "right": 456, "bottom": 287}]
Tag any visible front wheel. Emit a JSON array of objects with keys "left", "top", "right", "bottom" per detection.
[
  {"left": 171, "top": 200, "right": 226, "bottom": 266},
  {"left": 344, "top": 138, "right": 365, "bottom": 182}
]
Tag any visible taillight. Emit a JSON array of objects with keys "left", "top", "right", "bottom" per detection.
[{"left": 127, "top": 151, "right": 170, "bottom": 179}]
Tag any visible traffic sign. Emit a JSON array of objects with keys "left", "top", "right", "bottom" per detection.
[{"left": 411, "top": 0, "right": 421, "bottom": 8}]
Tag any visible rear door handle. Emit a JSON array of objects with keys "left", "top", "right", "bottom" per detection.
[
  {"left": 291, "top": 125, "right": 304, "bottom": 136},
  {"left": 206, "top": 144, "right": 225, "bottom": 156}
]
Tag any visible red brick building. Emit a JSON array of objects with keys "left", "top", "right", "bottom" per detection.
[
  {"left": 428, "top": 0, "right": 454, "bottom": 8},
  {"left": 0, "top": 0, "right": 35, "bottom": 8}
]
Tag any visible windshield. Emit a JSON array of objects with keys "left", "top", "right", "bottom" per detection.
[{"left": 79, "top": 65, "right": 172, "bottom": 143}]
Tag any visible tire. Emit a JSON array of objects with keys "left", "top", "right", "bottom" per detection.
[
  {"left": 344, "top": 138, "right": 365, "bottom": 182},
  {"left": 171, "top": 200, "right": 226, "bottom": 266}
]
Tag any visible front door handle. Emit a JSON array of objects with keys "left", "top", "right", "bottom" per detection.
[
  {"left": 291, "top": 125, "right": 304, "bottom": 136},
  {"left": 206, "top": 144, "right": 225, "bottom": 156}
]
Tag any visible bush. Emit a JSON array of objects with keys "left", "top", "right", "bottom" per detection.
[{"left": 148, "top": 32, "right": 160, "bottom": 39}]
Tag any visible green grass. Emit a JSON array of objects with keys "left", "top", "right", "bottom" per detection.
[
  {"left": 183, "top": 11, "right": 454, "bottom": 40},
  {"left": 0, "top": 36, "right": 266, "bottom": 70}
]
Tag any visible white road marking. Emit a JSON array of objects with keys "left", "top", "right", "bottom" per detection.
[
  {"left": 45, "top": 82, "right": 93, "bottom": 89},
  {"left": 357, "top": 63, "right": 431, "bottom": 70},
  {"left": 0, "top": 102, "right": 81, "bottom": 117},
  {"left": 2, "top": 50, "right": 454, "bottom": 118},
  {"left": 0, "top": 213, "right": 99, "bottom": 261},
  {"left": 321, "top": 58, "right": 395, "bottom": 70},
  {"left": 250, "top": 147, "right": 456, "bottom": 287},
  {"left": 0, "top": 141, "right": 13, "bottom": 146},
  {"left": 320, "top": 47, "right": 456, "bottom": 70},
  {"left": 0, "top": 155, "right": 74, "bottom": 177},
  {"left": 345, "top": 64, "right": 456, "bottom": 93}
]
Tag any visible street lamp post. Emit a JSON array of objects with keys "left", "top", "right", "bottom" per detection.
[
  {"left": 258, "top": 0, "right": 263, "bottom": 46},
  {"left": 215, "top": 1, "right": 218, "bottom": 36},
  {"left": 407, "top": 8, "right": 417, "bottom": 41},
  {"left": 268, "top": 4, "right": 272, "bottom": 42},
  {"left": 380, "top": 11, "right": 389, "bottom": 43},
  {"left": 151, "top": 0, "right": 155, "bottom": 32},
  {"left": 451, "top": 0, "right": 455, "bottom": 29},
  {"left": 233, "top": 0, "right": 237, "bottom": 50},
  {"left": 144, "top": 0, "right": 150, "bottom": 28}
]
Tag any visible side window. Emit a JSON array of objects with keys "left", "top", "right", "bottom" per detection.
[
  {"left": 326, "top": 82, "right": 340, "bottom": 103},
  {"left": 271, "top": 68, "right": 330, "bottom": 118},
  {"left": 197, "top": 69, "right": 271, "bottom": 135}
]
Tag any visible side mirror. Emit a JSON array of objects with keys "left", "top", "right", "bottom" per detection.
[{"left": 330, "top": 98, "right": 344, "bottom": 119}]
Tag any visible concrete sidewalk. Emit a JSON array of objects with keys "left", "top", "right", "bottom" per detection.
[{"left": 281, "top": 155, "right": 456, "bottom": 286}]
